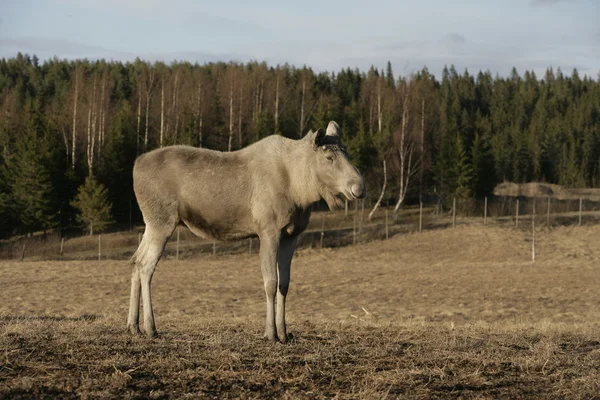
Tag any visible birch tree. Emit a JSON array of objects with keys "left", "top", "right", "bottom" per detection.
[
  {"left": 368, "top": 159, "right": 387, "bottom": 220},
  {"left": 393, "top": 80, "right": 419, "bottom": 215},
  {"left": 160, "top": 72, "right": 165, "bottom": 147},
  {"left": 194, "top": 70, "right": 204, "bottom": 147},
  {"left": 144, "top": 64, "right": 155, "bottom": 151},
  {"left": 86, "top": 73, "right": 98, "bottom": 177},
  {"left": 71, "top": 65, "right": 82, "bottom": 170}
]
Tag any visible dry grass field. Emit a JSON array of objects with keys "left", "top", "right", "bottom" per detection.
[{"left": 1, "top": 224, "right": 600, "bottom": 398}]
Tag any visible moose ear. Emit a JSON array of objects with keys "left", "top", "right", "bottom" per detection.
[
  {"left": 314, "top": 128, "right": 326, "bottom": 146},
  {"left": 326, "top": 121, "right": 341, "bottom": 137}
]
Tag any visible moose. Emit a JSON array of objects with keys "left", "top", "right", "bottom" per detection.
[{"left": 127, "top": 121, "right": 366, "bottom": 342}]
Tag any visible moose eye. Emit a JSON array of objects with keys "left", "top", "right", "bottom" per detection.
[{"left": 326, "top": 155, "right": 334, "bottom": 162}]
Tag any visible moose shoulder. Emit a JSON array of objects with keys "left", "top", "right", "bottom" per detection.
[{"left": 128, "top": 121, "right": 365, "bottom": 342}]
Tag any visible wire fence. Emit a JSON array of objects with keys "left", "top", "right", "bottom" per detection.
[{"left": 2, "top": 196, "right": 600, "bottom": 262}]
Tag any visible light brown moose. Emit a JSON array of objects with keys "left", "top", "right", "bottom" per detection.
[{"left": 127, "top": 121, "right": 365, "bottom": 342}]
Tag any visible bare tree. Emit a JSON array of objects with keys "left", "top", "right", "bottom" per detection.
[
  {"left": 274, "top": 67, "right": 280, "bottom": 134},
  {"left": 251, "top": 63, "right": 267, "bottom": 135},
  {"left": 377, "top": 77, "right": 382, "bottom": 133},
  {"left": 297, "top": 68, "right": 319, "bottom": 137},
  {"left": 71, "top": 66, "right": 81, "bottom": 170},
  {"left": 227, "top": 68, "right": 235, "bottom": 151},
  {"left": 194, "top": 71, "right": 204, "bottom": 147},
  {"left": 298, "top": 73, "right": 306, "bottom": 137},
  {"left": 171, "top": 68, "right": 180, "bottom": 143},
  {"left": 238, "top": 85, "right": 244, "bottom": 147},
  {"left": 393, "top": 81, "right": 419, "bottom": 216},
  {"left": 362, "top": 67, "right": 381, "bottom": 134},
  {"left": 97, "top": 68, "right": 107, "bottom": 158},
  {"left": 136, "top": 66, "right": 143, "bottom": 155},
  {"left": 86, "top": 73, "right": 98, "bottom": 177},
  {"left": 419, "top": 98, "right": 425, "bottom": 200},
  {"left": 160, "top": 73, "right": 165, "bottom": 147},
  {"left": 144, "top": 65, "right": 155, "bottom": 152},
  {"left": 368, "top": 159, "right": 387, "bottom": 221}
]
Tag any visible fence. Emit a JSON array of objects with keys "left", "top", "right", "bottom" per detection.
[{"left": 2, "top": 195, "right": 600, "bottom": 262}]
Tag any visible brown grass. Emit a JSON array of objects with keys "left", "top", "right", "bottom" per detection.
[{"left": 1, "top": 224, "right": 600, "bottom": 398}]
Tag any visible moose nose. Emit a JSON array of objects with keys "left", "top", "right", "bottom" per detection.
[{"left": 351, "top": 183, "right": 366, "bottom": 199}]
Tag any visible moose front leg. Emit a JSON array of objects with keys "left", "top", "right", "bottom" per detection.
[
  {"left": 276, "top": 235, "right": 297, "bottom": 343},
  {"left": 259, "top": 231, "right": 280, "bottom": 342}
]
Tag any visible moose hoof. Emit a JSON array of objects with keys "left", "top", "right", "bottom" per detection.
[
  {"left": 263, "top": 333, "right": 278, "bottom": 343},
  {"left": 144, "top": 329, "right": 158, "bottom": 339},
  {"left": 127, "top": 324, "right": 142, "bottom": 336},
  {"left": 277, "top": 332, "right": 288, "bottom": 344}
]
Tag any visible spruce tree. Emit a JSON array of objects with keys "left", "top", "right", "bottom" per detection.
[
  {"left": 5, "top": 104, "right": 57, "bottom": 234},
  {"left": 70, "top": 176, "right": 113, "bottom": 235}
]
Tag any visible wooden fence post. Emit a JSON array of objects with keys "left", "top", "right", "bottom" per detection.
[
  {"left": 213, "top": 241, "right": 216, "bottom": 256},
  {"left": 547, "top": 197, "right": 551, "bottom": 227},
  {"left": 345, "top": 199, "right": 348, "bottom": 217},
  {"left": 60, "top": 238, "right": 64, "bottom": 259},
  {"left": 452, "top": 197, "right": 456, "bottom": 228},
  {"left": 484, "top": 196, "right": 488, "bottom": 225},
  {"left": 129, "top": 199, "right": 133, "bottom": 231},
  {"left": 353, "top": 214, "right": 356, "bottom": 246},
  {"left": 249, "top": 238, "right": 252, "bottom": 254},
  {"left": 515, "top": 199, "right": 520, "bottom": 228},
  {"left": 176, "top": 227, "right": 180, "bottom": 260},
  {"left": 320, "top": 215, "right": 325, "bottom": 249},
  {"left": 419, "top": 201, "right": 423, "bottom": 233},
  {"left": 358, "top": 200, "right": 364, "bottom": 233},
  {"left": 98, "top": 235, "right": 101, "bottom": 261},
  {"left": 385, "top": 209, "right": 389, "bottom": 240},
  {"left": 532, "top": 198, "right": 536, "bottom": 262},
  {"left": 579, "top": 197, "right": 583, "bottom": 226},
  {"left": 20, "top": 242, "right": 26, "bottom": 262}
]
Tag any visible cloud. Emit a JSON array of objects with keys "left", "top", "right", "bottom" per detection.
[
  {"left": 443, "top": 33, "right": 467, "bottom": 45},
  {"left": 145, "top": 51, "right": 252, "bottom": 65},
  {"left": 338, "top": 35, "right": 598, "bottom": 80},
  {"left": 0, "top": 36, "right": 258, "bottom": 68},
  {"left": 0, "top": 37, "right": 134, "bottom": 59},
  {"left": 530, "top": 0, "right": 575, "bottom": 6}
]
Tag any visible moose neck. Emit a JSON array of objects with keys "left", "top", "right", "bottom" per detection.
[{"left": 287, "top": 141, "right": 322, "bottom": 209}]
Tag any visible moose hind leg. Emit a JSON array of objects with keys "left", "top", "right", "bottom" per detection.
[
  {"left": 137, "top": 225, "right": 174, "bottom": 338},
  {"left": 276, "top": 236, "right": 297, "bottom": 343},
  {"left": 127, "top": 254, "right": 142, "bottom": 335}
]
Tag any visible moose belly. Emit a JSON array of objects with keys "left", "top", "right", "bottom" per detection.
[{"left": 179, "top": 202, "right": 256, "bottom": 241}]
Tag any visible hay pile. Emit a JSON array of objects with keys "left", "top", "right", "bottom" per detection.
[{"left": 493, "top": 181, "right": 600, "bottom": 200}]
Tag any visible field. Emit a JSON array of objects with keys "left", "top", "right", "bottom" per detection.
[{"left": 1, "top": 224, "right": 600, "bottom": 398}]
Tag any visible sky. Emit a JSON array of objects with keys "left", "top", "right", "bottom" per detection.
[{"left": 1, "top": 0, "right": 599, "bottom": 79}]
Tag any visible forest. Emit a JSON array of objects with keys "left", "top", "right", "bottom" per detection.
[{"left": 0, "top": 53, "right": 599, "bottom": 238}]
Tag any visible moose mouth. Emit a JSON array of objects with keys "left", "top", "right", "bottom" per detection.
[
  {"left": 342, "top": 188, "right": 363, "bottom": 200},
  {"left": 332, "top": 191, "right": 356, "bottom": 207},
  {"left": 322, "top": 188, "right": 359, "bottom": 211}
]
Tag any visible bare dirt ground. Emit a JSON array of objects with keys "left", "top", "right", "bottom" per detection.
[{"left": 1, "top": 224, "right": 599, "bottom": 398}]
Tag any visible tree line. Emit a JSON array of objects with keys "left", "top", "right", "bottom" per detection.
[{"left": 0, "top": 53, "right": 599, "bottom": 238}]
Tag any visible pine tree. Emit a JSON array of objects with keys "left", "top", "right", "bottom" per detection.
[
  {"left": 454, "top": 132, "right": 473, "bottom": 199},
  {"left": 385, "top": 61, "right": 395, "bottom": 89},
  {"left": 70, "top": 176, "right": 113, "bottom": 235}
]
